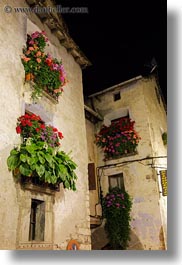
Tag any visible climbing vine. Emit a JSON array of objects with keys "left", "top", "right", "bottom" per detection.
[{"left": 102, "top": 187, "right": 132, "bottom": 249}]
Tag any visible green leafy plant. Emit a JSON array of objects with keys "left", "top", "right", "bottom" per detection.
[
  {"left": 7, "top": 142, "right": 77, "bottom": 190},
  {"left": 95, "top": 117, "right": 141, "bottom": 160},
  {"left": 21, "top": 31, "right": 67, "bottom": 101},
  {"left": 102, "top": 187, "right": 132, "bottom": 249},
  {"left": 162, "top": 132, "right": 167, "bottom": 145},
  {"left": 7, "top": 114, "right": 77, "bottom": 191}
]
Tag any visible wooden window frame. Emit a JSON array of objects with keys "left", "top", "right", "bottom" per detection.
[
  {"left": 29, "top": 199, "right": 45, "bottom": 241},
  {"left": 108, "top": 173, "right": 125, "bottom": 190}
]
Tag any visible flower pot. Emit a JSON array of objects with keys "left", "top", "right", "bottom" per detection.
[
  {"left": 25, "top": 73, "right": 34, "bottom": 81},
  {"left": 25, "top": 73, "right": 31, "bottom": 81},
  {"left": 21, "top": 175, "right": 60, "bottom": 191}
]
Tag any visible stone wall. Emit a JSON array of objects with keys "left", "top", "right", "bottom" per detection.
[
  {"left": 85, "top": 76, "right": 167, "bottom": 250},
  {"left": 142, "top": 77, "right": 167, "bottom": 248},
  {"left": 85, "top": 119, "right": 99, "bottom": 217},
  {"left": 0, "top": 0, "right": 91, "bottom": 250}
]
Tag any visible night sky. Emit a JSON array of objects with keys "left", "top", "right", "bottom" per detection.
[{"left": 57, "top": 0, "right": 167, "bottom": 101}]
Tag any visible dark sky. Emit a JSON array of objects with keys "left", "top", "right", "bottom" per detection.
[{"left": 57, "top": 0, "right": 167, "bottom": 101}]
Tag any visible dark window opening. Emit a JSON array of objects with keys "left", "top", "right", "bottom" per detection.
[
  {"left": 111, "top": 114, "right": 129, "bottom": 124},
  {"left": 113, "top": 92, "right": 121, "bottom": 101},
  {"left": 109, "top": 115, "right": 138, "bottom": 158},
  {"left": 108, "top": 173, "right": 125, "bottom": 191},
  {"left": 29, "top": 199, "right": 45, "bottom": 241}
]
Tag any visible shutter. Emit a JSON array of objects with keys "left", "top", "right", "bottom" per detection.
[
  {"left": 35, "top": 201, "right": 45, "bottom": 241},
  {"left": 88, "top": 163, "right": 96, "bottom": 190}
]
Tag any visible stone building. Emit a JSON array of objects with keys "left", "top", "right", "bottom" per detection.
[
  {"left": 85, "top": 75, "right": 167, "bottom": 250},
  {"left": 0, "top": 0, "right": 91, "bottom": 250},
  {"left": 0, "top": 0, "right": 167, "bottom": 251}
]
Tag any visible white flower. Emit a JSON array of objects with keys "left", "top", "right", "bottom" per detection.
[
  {"left": 16, "top": 144, "right": 21, "bottom": 152},
  {"left": 26, "top": 138, "right": 33, "bottom": 146},
  {"left": 43, "top": 142, "right": 48, "bottom": 150}
]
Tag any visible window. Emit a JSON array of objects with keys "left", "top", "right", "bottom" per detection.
[
  {"left": 88, "top": 163, "right": 96, "bottom": 190},
  {"left": 113, "top": 92, "right": 121, "bottom": 101},
  {"left": 108, "top": 173, "right": 125, "bottom": 190},
  {"left": 29, "top": 199, "right": 45, "bottom": 241},
  {"left": 97, "top": 114, "right": 140, "bottom": 160}
]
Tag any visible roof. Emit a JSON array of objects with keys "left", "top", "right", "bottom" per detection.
[
  {"left": 88, "top": 75, "right": 143, "bottom": 98},
  {"left": 84, "top": 104, "right": 103, "bottom": 123}
]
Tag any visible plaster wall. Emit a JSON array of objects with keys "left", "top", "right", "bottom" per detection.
[{"left": 0, "top": 0, "right": 91, "bottom": 250}]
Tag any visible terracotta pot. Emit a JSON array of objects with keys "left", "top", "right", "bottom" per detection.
[
  {"left": 25, "top": 73, "right": 34, "bottom": 81},
  {"left": 25, "top": 73, "right": 31, "bottom": 81}
]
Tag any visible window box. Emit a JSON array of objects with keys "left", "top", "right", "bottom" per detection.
[
  {"left": 7, "top": 113, "right": 78, "bottom": 192},
  {"left": 95, "top": 117, "right": 141, "bottom": 160},
  {"left": 21, "top": 175, "right": 60, "bottom": 194},
  {"left": 21, "top": 31, "right": 66, "bottom": 102}
]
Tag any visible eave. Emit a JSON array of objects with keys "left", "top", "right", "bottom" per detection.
[{"left": 26, "top": 0, "right": 91, "bottom": 69}]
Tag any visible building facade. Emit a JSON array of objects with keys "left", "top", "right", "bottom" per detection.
[
  {"left": 0, "top": 0, "right": 167, "bottom": 251},
  {"left": 85, "top": 75, "right": 167, "bottom": 250},
  {"left": 0, "top": 0, "right": 91, "bottom": 250}
]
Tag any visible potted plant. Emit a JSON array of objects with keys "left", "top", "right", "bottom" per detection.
[
  {"left": 162, "top": 132, "right": 167, "bottom": 145},
  {"left": 7, "top": 114, "right": 77, "bottom": 191},
  {"left": 95, "top": 117, "right": 141, "bottom": 160},
  {"left": 21, "top": 31, "right": 67, "bottom": 101}
]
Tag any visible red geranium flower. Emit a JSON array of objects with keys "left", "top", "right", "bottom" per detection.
[
  {"left": 31, "top": 114, "right": 41, "bottom": 121},
  {"left": 16, "top": 126, "right": 22, "bottom": 134},
  {"left": 53, "top": 127, "right": 58, "bottom": 132},
  {"left": 27, "top": 121, "right": 33, "bottom": 127},
  {"left": 58, "top": 132, "right": 64, "bottom": 139},
  {"left": 45, "top": 57, "right": 52, "bottom": 66},
  {"left": 40, "top": 124, "right": 46, "bottom": 129}
]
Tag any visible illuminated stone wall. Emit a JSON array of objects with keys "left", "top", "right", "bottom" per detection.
[
  {"left": 85, "top": 76, "right": 167, "bottom": 250},
  {"left": 0, "top": 0, "right": 91, "bottom": 250}
]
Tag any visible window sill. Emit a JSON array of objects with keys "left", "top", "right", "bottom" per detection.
[
  {"left": 42, "top": 90, "right": 59, "bottom": 104},
  {"left": 104, "top": 151, "right": 138, "bottom": 165},
  {"left": 24, "top": 82, "right": 59, "bottom": 104},
  {"left": 18, "top": 242, "right": 54, "bottom": 250}
]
